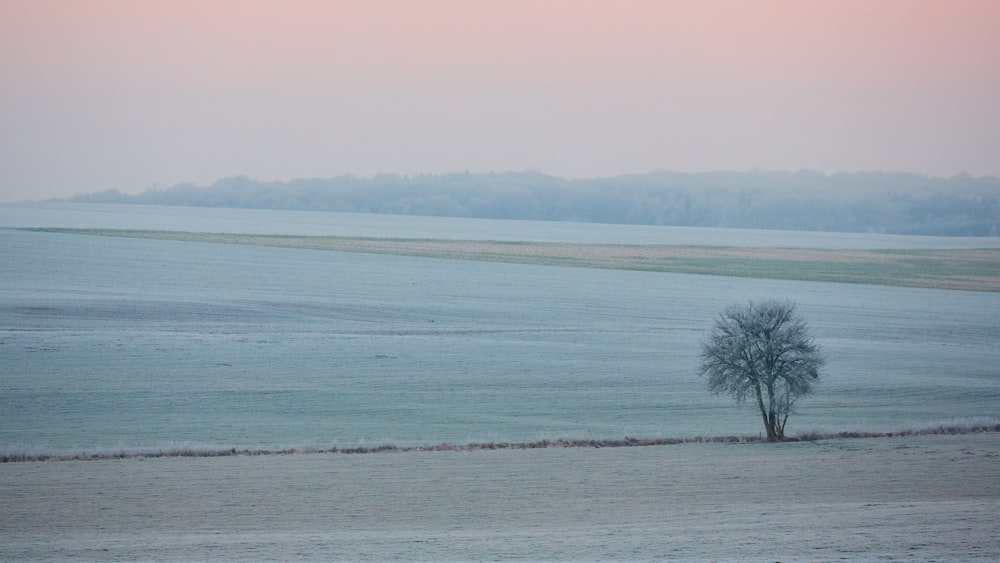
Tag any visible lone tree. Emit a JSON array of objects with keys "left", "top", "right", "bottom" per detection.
[{"left": 699, "top": 299, "right": 824, "bottom": 441}]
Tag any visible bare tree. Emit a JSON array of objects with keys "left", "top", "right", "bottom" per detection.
[{"left": 699, "top": 299, "right": 824, "bottom": 441}]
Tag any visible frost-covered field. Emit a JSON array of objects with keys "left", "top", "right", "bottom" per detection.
[
  {"left": 2, "top": 433, "right": 998, "bottom": 561},
  {"left": 4, "top": 227, "right": 999, "bottom": 452},
  {"left": 2, "top": 204, "right": 999, "bottom": 560}
]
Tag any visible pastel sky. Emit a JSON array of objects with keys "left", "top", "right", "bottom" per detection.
[{"left": 1, "top": 0, "right": 998, "bottom": 201}]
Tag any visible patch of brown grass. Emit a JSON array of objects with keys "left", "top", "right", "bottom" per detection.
[{"left": 30, "top": 228, "right": 1000, "bottom": 292}]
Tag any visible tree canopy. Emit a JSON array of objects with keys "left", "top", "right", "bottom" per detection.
[
  {"left": 699, "top": 299, "right": 824, "bottom": 441},
  {"left": 62, "top": 170, "right": 1000, "bottom": 236}
]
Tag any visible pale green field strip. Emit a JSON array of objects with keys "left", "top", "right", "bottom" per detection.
[{"left": 28, "top": 228, "right": 1000, "bottom": 292}]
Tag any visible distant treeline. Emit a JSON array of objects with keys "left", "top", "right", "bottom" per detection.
[{"left": 66, "top": 170, "right": 1000, "bottom": 236}]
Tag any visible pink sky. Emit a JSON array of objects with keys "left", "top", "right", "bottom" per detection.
[{"left": 1, "top": 0, "right": 998, "bottom": 200}]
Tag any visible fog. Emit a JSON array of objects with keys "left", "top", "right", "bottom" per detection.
[{"left": 62, "top": 170, "right": 1000, "bottom": 236}]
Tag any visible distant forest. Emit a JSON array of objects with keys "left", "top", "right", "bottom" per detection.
[{"left": 66, "top": 170, "right": 1000, "bottom": 236}]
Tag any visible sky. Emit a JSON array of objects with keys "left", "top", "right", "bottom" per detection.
[{"left": 1, "top": 0, "right": 999, "bottom": 202}]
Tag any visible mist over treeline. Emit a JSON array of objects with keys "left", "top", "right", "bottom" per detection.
[{"left": 66, "top": 170, "right": 1000, "bottom": 236}]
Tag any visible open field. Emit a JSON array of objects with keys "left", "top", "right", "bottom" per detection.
[
  {"left": 2, "top": 433, "right": 998, "bottom": 560},
  {"left": 29, "top": 228, "right": 1000, "bottom": 292}
]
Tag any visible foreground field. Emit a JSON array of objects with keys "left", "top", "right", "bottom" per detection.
[
  {"left": 29, "top": 228, "right": 1000, "bottom": 291},
  {"left": 2, "top": 433, "right": 998, "bottom": 561}
]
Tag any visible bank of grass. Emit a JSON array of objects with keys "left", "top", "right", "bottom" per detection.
[
  {"left": 27, "top": 228, "right": 1000, "bottom": 292},
  {"left": 3, "top": 421, "right": 999, "bottom": 463}
]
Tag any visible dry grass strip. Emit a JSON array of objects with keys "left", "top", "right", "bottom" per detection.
[
  {"left": 28, "top": 228, "right": 1000, "bottom": 292},
  {"left": 4, "top": 423, "right": 999, "bottom": 463}
]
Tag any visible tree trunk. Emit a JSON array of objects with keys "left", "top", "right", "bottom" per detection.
[
  {"left": 776, "top": 411, "right": 789, "bottom": 440},
  {"left": 764, "top": 383, "right": 780, "bottom": 441},
  {"left": 754, "top": 384, "right": 776, "bottom": 440}
]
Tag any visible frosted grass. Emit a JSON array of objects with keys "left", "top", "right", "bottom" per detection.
[
  {"left": 3, "top": 418, "right": 998, "bottom": 463},
  {"left": 3, "top": 433, "right": 998, "bottom": 561}
]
